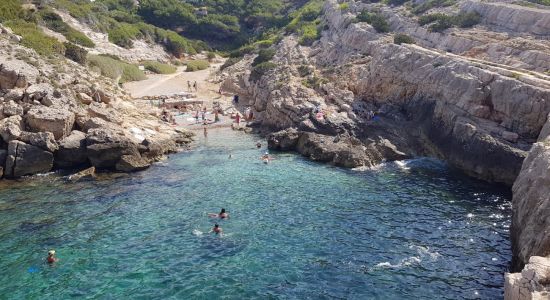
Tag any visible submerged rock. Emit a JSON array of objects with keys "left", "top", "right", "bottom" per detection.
[{"left": 67, "top": 166, "right": 95, "bottom": 182}]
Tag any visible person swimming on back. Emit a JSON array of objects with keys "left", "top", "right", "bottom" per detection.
[
  {"left": 47, "top": 250, "right": 58, "bottom": 264},
  {"left": 209, "top": 224, "right": 223, "bottom": 237},
  {"left": 209, "top": 208, "right": 229, "bottom": 219}
]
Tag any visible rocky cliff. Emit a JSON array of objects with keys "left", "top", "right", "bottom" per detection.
[
  {"left": 221, "top": 0, "right": 550, "bottom": 295},
  {"left": 0, "top": 24, "right": 192, "bottom": 179}
]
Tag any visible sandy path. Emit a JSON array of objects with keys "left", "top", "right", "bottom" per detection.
[{"left": 124, "top": 63, "right": 232, "bottom": 108}]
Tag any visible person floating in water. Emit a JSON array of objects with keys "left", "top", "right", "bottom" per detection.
[
  {"left": 261, "top": 151, "right": 274, "bottom": 163},
  {"left": 209, "top": 208, "right": 229, "bottom": 219},
  {"left": 47, "top": 250, "right": 58, "bottom": 264},
  {"left": 209, "top": 224, "right": 223, "bottom": 237},
  {"left": 256, "top": 142, "right": 262, "bottom": 149}
]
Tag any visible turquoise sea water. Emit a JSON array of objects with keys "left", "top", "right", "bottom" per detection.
[{"left": 0, "top": 129, "right": 511, "bottom": 299}]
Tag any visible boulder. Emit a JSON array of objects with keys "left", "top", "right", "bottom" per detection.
[
  {"left": 3, "top": 100, "right": 24, "bottom": 117},
  {"left": 4, "top": 141, "right": 53, "bottom": 178},
  {"left": 115, "top": 154, "right": 150, "bottom": 172},
  {"left": 88, "top": 102, "right": 123, "bottom": 125},
  {"left": 55, "top": 130, "right": 88, "bottom": 168},
  {"left": 85, "top": 128, "right": 140, "bottom": 169},
  {"left": 81, "top": 117, "right": 109, "bottom": 132},
  {"left": 0, "top": 115, "right": 23, "bottom": 142},
  {"left": 505, "top": 256, "right": 550, "bottom": 300},
  {"left": 0, "top": 61, "right": 36, "bottom": 89},
  {"left": 77, "top": 92, "right": 93, "bottom": 105},
  {"left": 25, "top": 106, "right": 75, "bottom": 140},
  {"left": 267, "top": 128, "right": 300, "bottom": 151},
  {"left": 67, "top": 166, "right": 95, "bottom": 182},
  {"left": 19, "top": 131, "right": 58, "bottom": 152},
  {"left": 502, "top": 131, "right": 519, "bottom": 143},
  {"left": 3, "top": 89, "right": 24, "bottom": 102},
  {"left": 25, "top": 83, "right": 55, "bottom": 103}
]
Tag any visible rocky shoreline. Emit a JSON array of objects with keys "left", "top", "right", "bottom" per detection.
[
  {"left": 221, "top": 0, "right": 550, "bottom": 297},
  {"left": 0, "top": 26, "right": 193, "bottom": 180}
]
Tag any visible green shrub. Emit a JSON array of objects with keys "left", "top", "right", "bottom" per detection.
[
  {"left": 64, "top": 42, "right": 88, "bottom": 64},
  {"left": 206, "top": 51, "right": 216, "bottom": 61},
  {"left": 526, "top": 0, "right": 550, "bottom": 5},
  {"left": 339, "top": 3, "right": 350, "bottom": 11},
  {"left": 250, "top": 61, "right": 276, "bottom": 82},
  {"left": 387, "top": 0, "right": 408, "bottom": 6},
  {"left": 301, "top": 75, "right": 327, "bottom": 89},
  {"left": 420, "top": 12, "right": 480, "bottom": 32},
  {"left": 229, "top": 45, "right": 255, "bottom": 58},
  {"left": 455, "top": 12, "right": 481, "bottom": 28},
  {"left": 298, "top": 65, "right": 312, "bottom": 77},
  {"left": 142, "top": 61, "right": 177, "bottom": 74},
  {"left": 0, "top": 0, "right": 23, "bottom": 22},
  {"left": 40, "top": 10, "right": 96, "bottom": 48},
  {"left": 299, "top": 23, "right": 320, "bottom": 45},
  {"left": 252, "top": 48, "right": 276, "bottom": 66},
  {"left": 5, "top": 20, "right": 65, "bottom": 56},
  {"left": 185, "top": 60, "right": 210, "bottom": 72},
  {"left": 88, "top": 54, "right": 146, "bottom": 83},
  {"left": 108, "top": 23, "right": 141, "bottom": 48},
  {"left": 411, "top": 0, "right": 456, "bottom": 15},
  {"left": 220, "top": 57, "right": 242, "bottom": 70},
  {"left": 356, "top": 10, "right": 390, "bottom": 33},
  {"left": 393, "top": 33, "right": 415, "bottom": 44}
]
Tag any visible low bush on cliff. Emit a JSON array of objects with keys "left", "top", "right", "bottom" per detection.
[
  {"left": 250, "top": 62, "right": 276, "bottom": 82},
  {"left": 39, "top": 10, "right": 95, "bottom": 48},
  {"left": 185, "top": 60, "right": 210, "bottom": 72},
  {"left": 419, "top": 12, "right": 481, "bottom": 32},
  {"left": 88, "top": 54, "right": 146, "bottom": 83},
  {"left": 252, "top": 48, "right": 276, "bottom": 66},
  {"left": 526, "top": 0, "right": 550, "bottom": 5},
  {"left": 355, "top": 10, "right": 390, "bottom": 33},
  {"left": 5, "top": 20, "right": 65, "bottom": 56},
  {"left": 285, "top": 0, "right": 324, "bottom": 45},
  {"left": 64, "top": 42, "right": 88, "bottom": 65},
  {"left": 410, "top": 0, "right": 456, "bottom": 15},
  {"left": 386, "top": 0, "right": 408, "bottom": 6},
  {"left": 142, "top": 61, "right": 177, "bottom": 74},
  {"left": 0, "top": 0, "right": 23, "bottom": 22},
  {"left": 220, "top": 57, "right": 242, "bottom": 70},
  {"left": 393, "top": 33, "right": 415, "bottom": 45}
]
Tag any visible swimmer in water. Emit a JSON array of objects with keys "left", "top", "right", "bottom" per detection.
[
  {"left": 47, "top": 250, "right": 58, "bottom": 264},
  {"left": 256, "top": 142, "right": 261, "bottom": 149},
  {"left": 209, "top": 224, "right": 223, "bottom": 236},
  {"left": 209, "top": 208, "right": 229, "bottom": 219}
]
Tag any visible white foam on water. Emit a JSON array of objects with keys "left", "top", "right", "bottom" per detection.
[
  {"left": 394, "top": 160, "right": 411, "bottom": 170},
  {"left": 192, "top": 229, "right": 203, "bottom": 236},
  {"left": 410, "top": 245, "right": 442, "bottom": 260},
  {"left": 373, "top": 256, "right": 422, "bottom": 269}
]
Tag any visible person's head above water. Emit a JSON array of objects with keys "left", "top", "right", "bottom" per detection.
[
  {"left": 220, "top": 208, "right": 226, "bottom": 214},
  {"left": 214, "top": 224, "right": 219, "bottom": 228},
  {"left": 48, "top": 250, "right": 55, "bottom": 256}
]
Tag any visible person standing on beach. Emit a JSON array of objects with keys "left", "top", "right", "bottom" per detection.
[
  {"left": 193, "top": 81, "right": 198, "bottom": 92},
  {"left": 195, "top": 110, "right": 200, "bottom": 124},
  {"left": 214, "top": 110, "right": 220, "bottom": 122},
  {"left": 187, "top": 81, "right": 191, "bottom": 92},
  {"left": 235, "top": 113, "right": 240, "bottom": 125}
]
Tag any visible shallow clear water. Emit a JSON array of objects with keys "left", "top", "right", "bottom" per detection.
[{"left": 0, "top": 129, "right": 511, "bottom": 299}]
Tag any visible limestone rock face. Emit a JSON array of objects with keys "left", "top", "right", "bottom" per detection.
[
  {"left": 0, "top": 60, "right": 38, "bottom": 89},
  {"left": 55, "top": 130, "right": 88, "bottom": 168},
  {"left": 0, "top": 115, "right": 23, "bottom": 142},
  {"left": 511, "top": 125, "right": 550, "bottom": 270},
  {"left": 505, "top": 256, "right": 550, "bottom": 300},
  {"left": 460, "top": 0, "right": 550, "bottom": 37},
  {"left": 85, "top": 128, "right": 141, "bottom": 170},
  {"left": 25, "top": 106, "right": 75, "bottom": 140},
  {"left": 267, "top": 128, "right": 301, "bottom": 151},
  {"left": 3, "top": 100, "right": 24, "bottom": 117},
  {"left": 4, "top": 141, "right": 53, "bottom": 178},
  {"left": 19, "top": 131, "right": 58, "bottom": 152}
]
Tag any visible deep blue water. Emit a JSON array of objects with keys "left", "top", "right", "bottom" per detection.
[{"left": 0, "top": 129, "right": 511, "bottom": 299}]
